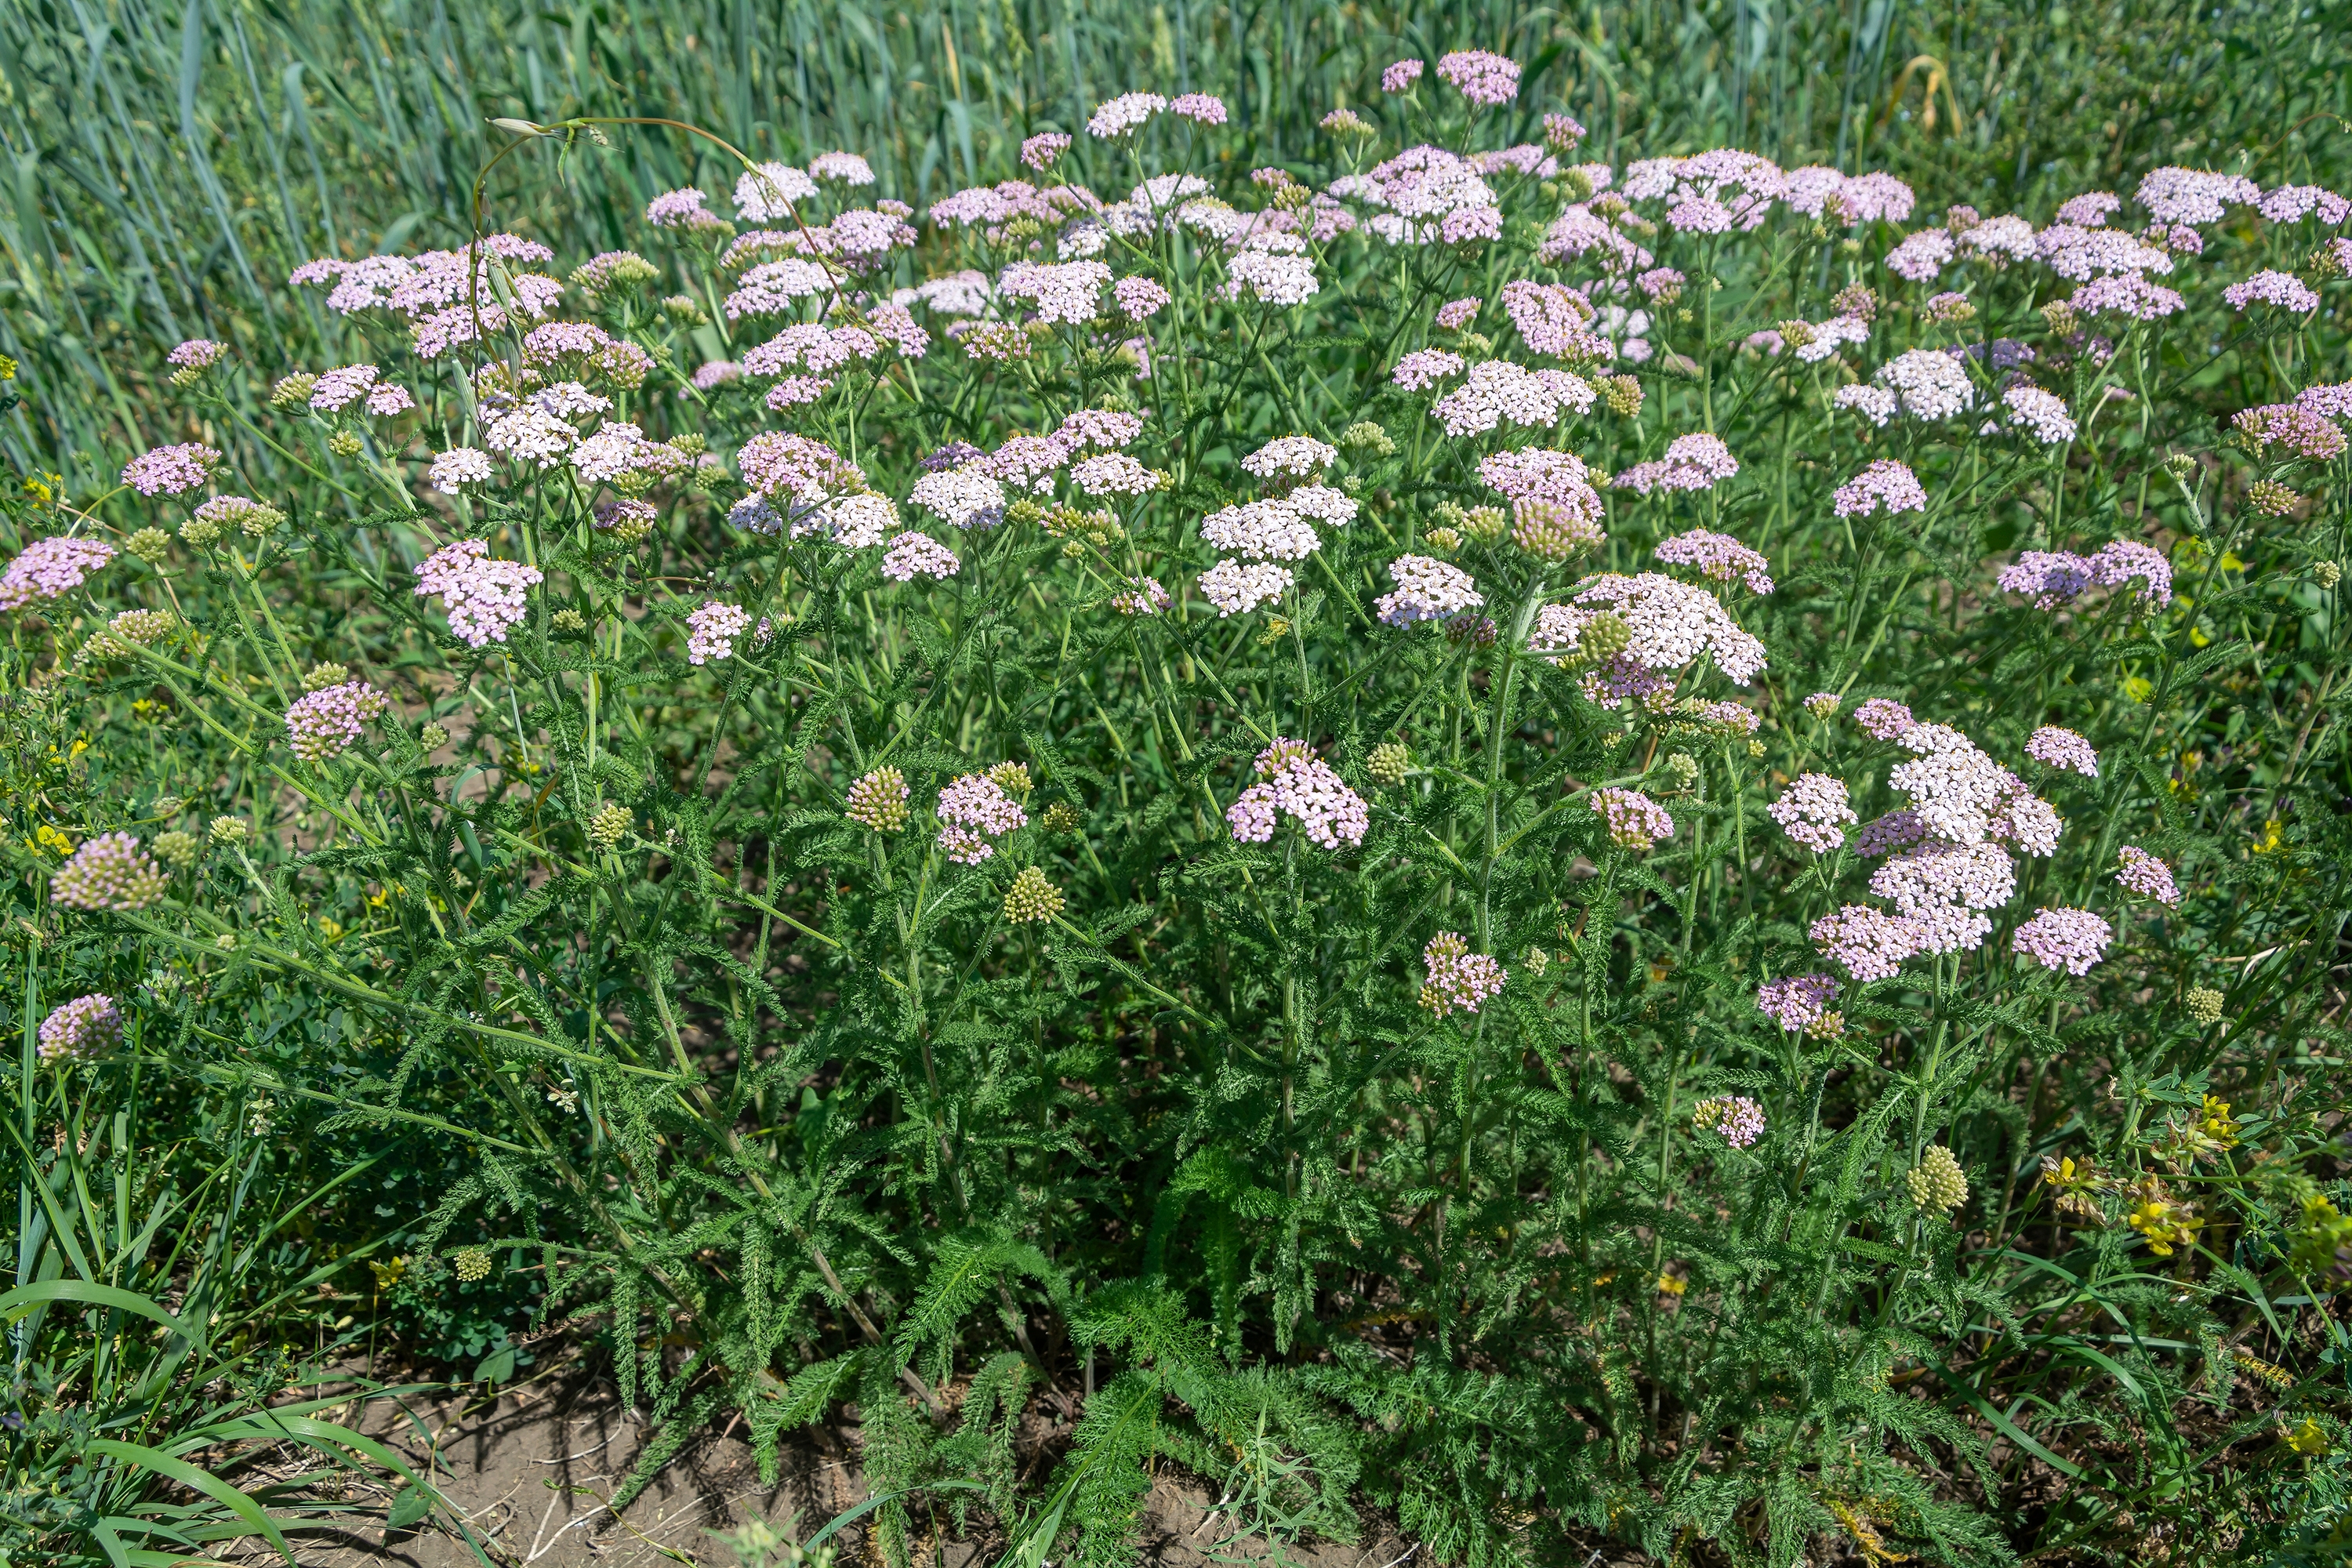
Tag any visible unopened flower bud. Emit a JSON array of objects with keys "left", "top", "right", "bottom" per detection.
[
  {"left": 552, "top": 608, "right": 587, "bottom": 633},
  {"left": 1040, "top": 800, "right": 1082, "bottom": 835},
  {"left": 1425, "top": 525, "right": 1463, "bottom": 554},
  {"left": 2185, "top": 985, "right": 2225, "bottom": 1025},
  {"left": 1523, "top": 946, "right": 1550, "bottom": 976},
  {"left": 987, "top": 761, "right": 1033, "bottom": 797},
  {"left": 2316, "top": 561, "right": 2343, "bottom": 590},
  {"left": 1462, "top": 505, "right": 1507, "bottom": 544},
  {"left": 1002, "top": 866, "right": 1064, "bottom": 924},
  {"left": 2164, "top": 452, "right": 2198, "bottom": 483},
  {"left": 1662, "top": 752, "right": 1700, "bottom": 793},
  {"left": 180, "top": 514, "right": 223, "bottom": 548},
  {"left": 1831, "top": 282, "right": 1878, "bottom": 324},
  {"left": 453, "top": 1247, "right": 495, "bottom": 1283},
  {"left": 586, "top": 802, "right": 632, "bottom": 852},
  {"left": 1367, "top": 742, "right": 1410, "bottom": 786},
  {"left": 270, "top": 372, "right": 318, "bottom": 408},
  {"left": 301, "top": 662, "right": 350, "bottom": 692},
  {"left": 208, "top": 816, "right": 248, "bottom": 846},
  {"left": 1578, "top": 610, "right": 1632, "bottom": 662},
  {"left": 1600, "top": 374, "right": 1643, "bottom": 418},
  {"left": 153, "top": 830, "right": 198, "bottom": 869},
  {"left": 845, "top": 767, "right": 909, "bottom": 832},
  {"left": 1560, "top": 167, "right": 1595, "bottom": 202},
  {"left": 2249, "top": 479, "right": 2300, "bottom": 517},
  {"left": 125, "top": 527, "right": 171, "bottom": 563},
  {"left": 1906, "top": 1145, "right": 1969, "bottom": 1213},
  {"left": 2040, "top": 299, "right": 2080, "bottom": 337},
  {"left": 419, "top": 721, "right": 450, "bottom": 751},
  {"left": 1340, "top": 420, "right": 1395, "bottom": 457},
  {"left": 326, "top": 430, "right": 364, "bottom": 458}
]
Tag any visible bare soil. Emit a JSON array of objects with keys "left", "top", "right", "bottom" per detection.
[{"left": 258, "top": 1369, "right": 1451, "bottom": 1568}]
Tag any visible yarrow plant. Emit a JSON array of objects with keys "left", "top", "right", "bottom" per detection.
[{"left": 16, "top": 57, "right": 2352, "bottom": 1568}]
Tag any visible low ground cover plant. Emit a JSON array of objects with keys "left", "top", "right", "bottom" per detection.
[{"left": 5, "top": 34, "right": 2352, "bottom": 1568}]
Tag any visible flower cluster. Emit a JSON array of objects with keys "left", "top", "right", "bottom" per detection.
[
  {"left": 2025, "top": 726, "right": 2099, "bottom": 777},
  {"left": 1755, "top": 973, "right": 1840, "bottom": 1033},
  {"left": 2115, "top": 845, "right": 2181, "bottom": 906},
  {"left": 1652, "top": 528, "right": 1773, "bottom": 593},
  {"left": 1691, "top": 1095, "right": 1766, "bottom": 1149},
  {"left": 1591, "top": 786, "right": 1674, "bottom": 849},
  {"left": 847, "top": 768, "right": 910, "bottom": 832},
  {"left": 285, "top": 681, "right": 392, "bottom": 762},
  {"left": 1769, "top": 773, "right": 1857, "bottom": 853},
  {"left": 686, "top": 601, "right": 751, "bottom": 663},
  {"left": 51, "top": 833, "right": 171, "bottom": 912},
  {"left": 1226, "top": 738, "right": 1370, "bottom": 849},
  {"left": 1831, "top": 459, "right": 1926, "bottom": 518},
  {"left": 937, "top": 771, "right": 1030, "bottom": 863},
  {"left": 0, "top": 535, "right": 114, "bottom": 612},
  {"left": 38, "top": 993, "right": 124, "bottom": 1060},
  {"left": 2012, "top": 907, "right": 2111, "bottom": 975},
  {"left": 1420, "top": 932, "right": 1506, "bottom": 1017},
  {"left": 412, "top": 538, "right": 543, "bottom": 648},
  {"left": 1376, "top": 555, "right": 1483, "bottom": 626},
  {"left": 1614, "top": 432, "right": 1739, "bottom": 495}
]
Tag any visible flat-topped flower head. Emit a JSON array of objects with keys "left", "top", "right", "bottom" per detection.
[
  {"left": 909, "top": 466, "right": 1007, "bottom": 531},
  {"left": 1170, "top": 93, "right": 1228, "bottom": 125},
  {"left": 935, "top": 772, "right": 1029, "bottom": 865},
  {"left": 1769, "top": 774, "right": 1857, "bottom": 852},
  {"left": 1087, "top": 93, "right": 1167, "bottom": 138},
  {"left": 1592, "top": 786, "right": 1674, "bottom": 849},
  {"left": 1200, "top": 559, "right": 1292, "bottom": 616},
  {"left": 1381, "top": 58, "right": 1424, "bottom": 93},
  {"left": 1756, "top": 973, "right": 1839, "bottom": 1033},
  {"left": 1614, "top": 433, "right": 1739, "bottom": 495},
  {"left": 1997, "top": 551, "right": 2094, "bottom": 609},
  {"left": 285, "top": 681, "right": 391, "bottom": 762},
  {"left": 808, "top": 151, "right": 876, "bottom": 185},
  {"left": 1020, "top": 133, "right": 1071, "bottom": 171},
  {"left": 1810, "top": 904, "right": 1923, "bottom": 982},
  {"left": 1853, "top": 698, "right": 1915, "bottom": 739},
  {"left": 1832, "top": 459, "right": 1926, "bottom": 518},
  {"left": 1242, "top": 435, "right": 1337, "bottom": 481},
  {"left": 2013, "top": 907, "right": 2111, "bottom": 975},
  {"left": 2026, "top": 726, "right": 2098, "bottom": 777},
  {"left": 123, "top": 442, "right": 221, "bottom": 496},
  {"left": 412, "top": 538, "right": 543, "bottom": 648},
  {"left": 1226, "top": 738, "right": 1369, "bottom": 849},
  {"left": 1692, "top": 1095, "right": 1766, "bottom": 1148},
  {"left": 1377, "top": 555, "right": 1483, "bottom": 626},
  {"left": 1436, "top": 50, "right": 1520, "bottom": 105},
  {"left": 1653, "top": 528, "right": 1773, "bottom": 594},
  {"left": 1202, "top": 499, "right": 1321, "bottom": 562},
  {"left": 1, "top": 536, "right": 114, "bottom": 612},
  {"left": 881, "top": 531, "right": 960, "bottom": 581},
  {"left": 1421, "top": 931, "right": 1506, "bottom": 1016},
  {"left": 2116, "top": 845, "right": 2181, "bottom": 906},
  {"left": 686, "top": 601, "right": 751, "bottom": 664}
]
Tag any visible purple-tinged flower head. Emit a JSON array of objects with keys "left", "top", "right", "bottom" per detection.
[
  {"left": 1510, "top": 496, "right": 1606, "bottom": 561},
  {"left": 1087, "top": 92, "right": 1167, "bottom": 138},
  {"left": 1479, "top": 445, "right": 1601, "bottom": 514},
  {"left": 1228, "top": 738, "right": 1370, "bottom": 849},
  {"left": 1, "top": 536, "right": 115, "bottom": 612},
  {"left": 936, "top": 772, "right": 1029, "bottom": 863},
  {"left": 1692, "top": 1094, "right": 1766, "bottom": 1148},
  {"left": 1070, "top": 452, "right": 1167, "bottom": 497},
  {"left": 881, "top": 531, "right": 960, "bottom": 582},
  {"left": 998, "top": 257, "right": 1112, "bottom": 325},
  {"left": 2257, "top": 183, "right": 2350, "bottom": 224},
  {"left": 2003, "top": 385, "right": 2077, "bottom": 445},
  {"left": 2116, "top": 845, "right": 2181, "bottom": 907},
  {"left": 2223, "top": 269, "right": 2320, "bottom": 313},
  {"left": 122, "top": 442, "right": 222, "bottom": 497},
  {"left": 168, "top": 338, "right": 227, "bottom": 371},
  {"left": 979, "top": 434, "right": 1070, "bottom": 495},
  {"left": 808, "top": 151, "right": 876, "bottom": 185},
  {"left": 1543, "top": 113, "right": 1585, "bottom": 152},
  {"left": 1381, "top": 58, "right": 1424, "bottom": 93},
  {"left": 1377, "top": 555, "right": 1483, "bottom": 626},
  {"left": 1810, "top": 904, "right": 1923, "bottom": 982},
  {"left": 1998, "top": 550, "right": 2096, "bottom": 609},
  {"left": 1853, "top": 810, "right": 1927, "bottom": 858},
  {"left": 1874, "top": 348, "right": 1974, "bottom": 419},
  {"left": 1112, "top": 576, "right": 1171, "bottom": 615},
  {"left": 1529, "top": 572, "right": 1767, "bottom": 697},
  {"left": 2068, "top": 274, "right": 2185, "bottom": 321},
  {"left": 365, "top": 383, "right": 414, "bottom": 416},
  {"left": 1832, "top": 385, "right": 1898, "bottom": 426},
  {"left": 412, "top": 538, "right": 543, "bottom": 648},
  {"left": 644, "top": 187, "right": 713, "bottom": 227},
  {"left": 908, "top": 466, "right": 1007, "bottom": 531},
  {"left": 1057, "top": 408, "right": 1146, "bottom": 452},
  {"left": 846, "top": 767, "right": 910, "bottom": 832},
  {"left": 1199, "top": 559, "right": 1293, "bottom": 616},
  {"left": 1243, "top": 434, "right": 1337, "bottom": 483},
  {"left": 1653, "top": 528, "right": 1773, "bottom": 594},
  {"left": 1635, "top": 267, "right": 1686, "bottom": 303},
  {"left": 2133, "top": 166, "right": 2261, "bottom": 226},
  {"left": 1757, "top": 974, "right": 1839, "bottom": 1033},
  {"left": 1592, "top": 786, "right": 1675, "bottom": 849},
  {"left": 1832, "top": 459, "right": 1927, "bottom": 520},
  {"left": 1439, "top": 205, "right": 1504, "bottom": 245},
  {"left": 739, "top": 433, "right": 866, "bottom": 507},
  {"left": 51, "top": 832, "right": 169, "bottom": 912},
  {"left": 430, "top": 447, "right": 493, "bottom": 493},
  {"left": 685, "top": 601, "right": 750, "bottom": 664},
  {"left": 1113, "top": 275, "right": 1171, "bottom": 321},
  {"left": 308, "top": 363, "right": 379, "bottom": 412},
  {"left": 1922, "top": 291, "right": 1973, "bottom": 324},
  {"left": 2234, "top": 403, "right": 2347, "bottom": 462},
  {"left": 1886, "top": 228, "right": 1955, "bottom": 281},
  {"left": 1436, "top": 49, "right": 1521, "bottom": 104},
  {"left": 1496, "top": 279, "right": 1611, "bottom": 362},
  {"left": 1885, "top": 723, "right": 2042, "bottom": 848},
  {"left": 285, "top": 681, "right": 391, "bottom": 763},
  {"left": 38, "top": 993, "right": 123, "bottom": 1060},
  {"left": 1853, "top": 699, "right": 1915, "bottom": 740},
  {"left": 1613, "top": 433, "right": 1740, "bottom": 495},
  {"left": 1420, "top": 931, "right": 1506, "bottom": 1016},
  {"left": 2298, "top": 382, "right": 2352, "bottom": 421},
  {"left": 920, "top": 440, "right": 986, "bottom": 474},
  {"left": 1868, "top": 840, "right": 2015, "bottom": 953},
  {"left": 1769, "top": 774, "right": 1857, "bottom": 853},
  {"left": 2013, "top": 907, "right": 2111, "bottom": 975},
  {"left": 2025, "top": 726, "right": 2098, "bottom": 778},
  {"left": 1392, "top": 348, "right": 1467, "bottom": 392},
  {"left": 1802, "top": 691, "right": 1842, "bottom": 720},
  {"left": 2056, "top": 191, "right": 2122, "bottom": 227},
  {"left": 692, "top": 360, "right": 745, "bottom": 391},
  {"left": 1170, "top": 93, "right": 1228, "bottom": 125},
  {"left": 1020, "top": 133, "right": 1072, "bottom": 171},
  {"left": 1222, "top": 250, "right": 1320, "bottom": 305},
  {"left": 595, "top": 498, "right": 658, "bottom": 535},
  {"left": 1436, "top": 296, "right": 1482, "bottom": 330},
  {"left": 2090, "top": 540, "right": 2172, "bottom": 608}
]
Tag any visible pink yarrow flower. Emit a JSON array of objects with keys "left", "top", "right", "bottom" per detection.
[
  {"left": 1832, "top": 459, "right": 1926, "bottom": 518},
  {"left": 1169, "top": 93, "right": 1228, "bottom": 125},
  {"left": 881, "top": 531, "right": 961, "bottom": 581},
  {"left": 2223, "top": 269, "right": 2320, "bottom": 313},
  {"left": 412, "top": 537, "right": 543, "bottom": 648},
  {"left": 1, "top": 536, "right": 115, "bottom": 612},
  {"left": 1376, "top": 555, "right": 1483, "bottom": 626},
  {"left": 1591, "top": 786, "right": 1674, "bottom": 849},
  {"left": 1653, "top": 528, "right": 1773, "bottom": 594},
  {"left": 1225, "top": 737, "right": 1369, "bottom": 849},
  {"left": 2025, "top": 726, "right": 2098, "bottom": 777},
  {"left": 2012, "top": 907, "right": 2111, "bottom": 975},
  {"left": 1756, "top": 974, "right": 1839, "bottom": 1033},
  {"left": 1769, "top": 774, "right": 1857, "bottom": 853},
  {"left": 122, "top": 442, "right": 221, "bottom": 496},
  {"left": 285, "top": 681, "right": 391, "bottom": 762},
  {"left": 936, "top": 772, "right": 1029, "bottom": 864},
  {"left": 1436, "top": 50, "right": 1520, "bottom": 105},
  {"left": 1692, "top": 1094, "right": 1766, "bottom": 1148},
  {"left": 38, "top": 993, "right": 123, "bottom": 1059},
  {"left": 1381, "top": 58, "right": 1424, "bottom": 93},
  {"left": 1810, "top": 904, "right": 1924, "bottom": 982},
  {"left": 1420, "top": 931, "right": 1506, "bottom": 1017},
  {"left": 685, "top": 601, "right": 751, "bottom": 664},
  {"left": 1020, "top": 133, "right": 1071, "bottom": 171},
  {"left": 1853, "top": 699, "right": 1915, "bottom": 740},
  {"left": 2115, "top": 845, "right": 2181, "bottom": 906},
  {"left": 1436, "top": 296, "right": 1481, "bottom": 329},
  {"left": 49, "top": 832, "right": 169, "bottom": 912}
]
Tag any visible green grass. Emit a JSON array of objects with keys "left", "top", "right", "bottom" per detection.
[{"left": 1, "top": 0, "right": 2344, "bottom": 496}]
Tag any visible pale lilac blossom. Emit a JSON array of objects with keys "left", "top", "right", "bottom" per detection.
[
  {"left": 50, "top": 833, "right": 169, "bottom": 912},
  {"left": 1692, "top": 1095, "right": 1766, "bottom": 1148},
  {"left": 123, "top": 443, "right": 221, "bottom": 496},
  {"left": 2026, "top": 726, "right": 2098, "bottom": 777},
  {"left": 412, "top": 538, "right": 543, "bottom": 648},
  {"left": 1769, "top": 774, "right": 1857, "bottom": 852},
  {"left": 2013, "top": 908, "right": 2111, "bottom": 975},
  {"left": 1810, "top": 904, "right": 1924, "bottom": 982},
  {"left": 285, "top": 681, "right": 391, "bottom": 761},
  {"left": 1592, "top": 786, "right": 1675, "bottom": 848},
  {"left": 936, "top": 773, "right": 1029, "bottom": 863},
  {"left": 1377, "top": 555, "right": 1483, "bottom": 626},
  {"left": 881, "top": 532, "right": 961, "bottom": 582},
  {"left": 38, "top": 994, "right": 122, "bottom": 1059},
  {"left": 1756, "top": 974, "right": 1839, "bottom": 1032},
  {"left": 1832, "top": 459, "right": 1927, "bottom": 518},
  {"left": 1421, "top": 932, "right": 1507, "bottom": 1016},
  {"left": 2115, "top": 846, "right": 2181, "bottom": 906},
  {"left": 1, "top": 537, "right": 114, "bottom": 611},
  {"left": 685, "top": 602, "right": 750, "bottom": 664}
]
